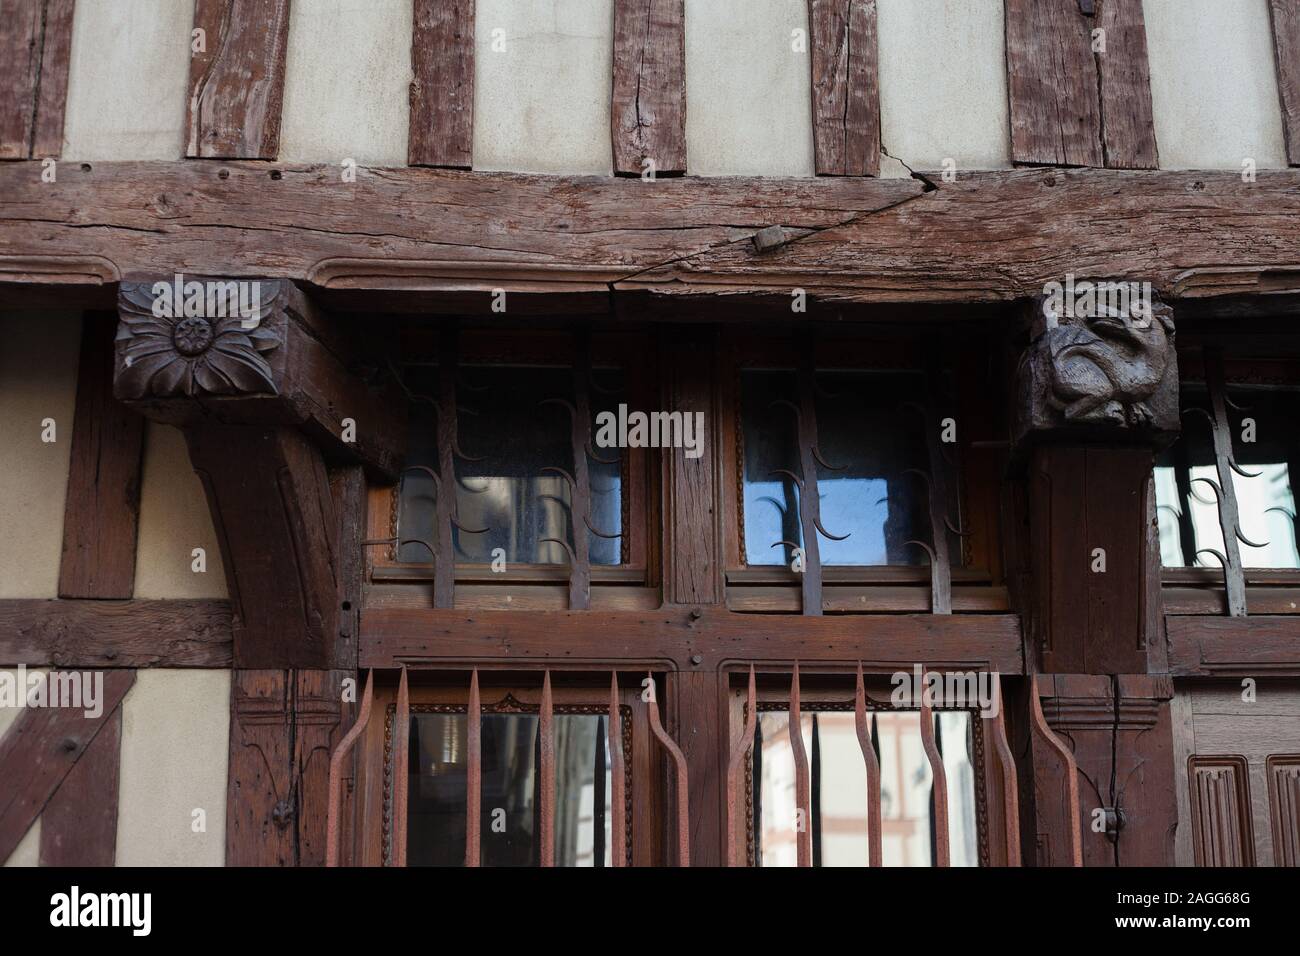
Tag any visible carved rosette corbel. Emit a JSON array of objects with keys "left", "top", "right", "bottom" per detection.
[
  {"left": 115, "top": 278, "right": 285, "bottom": 401},
  {"left": 1014, "top": 284, "right": 1180, "bottom": 451}
]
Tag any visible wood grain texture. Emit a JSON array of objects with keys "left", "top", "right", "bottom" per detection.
[
  {"left": 186, "top": 427, "right": 339, "bottom": 669},
  {"left": 1006, "top": 0, "right": 1103, "bottom": 167},
  {"left": 1029, "top": 446, "right": 1158, "bottom": 673},
  {"left": 0, "top": 669, "right": 134, "bottom": 864},
  {"left": 5, "top": 163, "right": 1300, "bottom": 305},
  {"left": 58, "top": 313, "right": 145, "bottom": 599},
  {"left": 612, "top": 0, "right": 686, "bottom": 176},
  {"left": 1167, "top": 616, "right": 1300, "bottom": 676},
  {"left": 1095, "top": 0, "right": 1159, "bottom": 169},
  {"left": 1005, "top": 0, "right": 1156, "bottom": 169},
  {"left": 662, "top": 326, "right": 720, "bottom": 604},
  {"left": 0, "top": 598, "right": 234, "bottom": 667},
  {"left": 1270, "top": 0, "right": 1300, "bottom": 166},
  {"left": 0, "top": 0, "right": 74, "bottom": 160},
  {"left": 186, "top": 0, "right": 292, "bottom": 159},
  {"left": 409, "top": 0, "right": 474, "bottom": 168},
  {"left": 809, "top": 0, "right": 879, "bottom": 176},
  {"left": 38, "top": 704, "right": 121, "bottom": 866},
  {"left": 361, "top": 606, "right": 1025, "bottom": 673},
  {"left": 226, "top": 668, "right": 350, "bottom": 865}
]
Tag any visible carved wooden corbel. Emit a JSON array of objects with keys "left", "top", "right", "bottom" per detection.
[
  {"left": 113, "top": 278, "right": 406, "bottom": 668},
  {"left": 1014, "top": 285, "right": 1179, "bottom": 451}
]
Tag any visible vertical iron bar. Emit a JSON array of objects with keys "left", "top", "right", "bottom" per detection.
[
  {"left": 465, "top": 668, "right": 481, "bottom": 867},
  {"left": 568, "top": 332, "right": 594, "bottom": 609},
  {"left": 988, "top": 682, "right": 1021, "bottom": 866},
  {"left": 752, "top": 708, "right": 764, "bottom": 866},
  {"left": 393, "top": 666, "right": 410, "bottom": 867},
  {"left": 539, "top": 671, "right": 555, "bottom": 867},
  {"left": 326, "top": 669, "right": 374, "bottom": 867},
  {"left": 918, "top": 683, "right": 949, "bottom": 867},
  {"left": 608, "top": 671, "right": 626, "bottom": 867},
  {"left": 796, "top": 355, "right": 824, "bottom": 615},
  {"left": 854, "top": 663, "right": 883, "bottom": 867},
  {"left": 593, "top": 715, "right": 607, "bottom": 867},
  {"left": 1205, "top": 347, "right": 1249, "bottom": 616},
  {"left": 434, "top": 327, "right": 459, "bottom": 608},
  {"left": 788, "top": 662, "right": 812, "bottom": 866},
  {"left": 811, "top": 712, "right": 822, "bottom": 867},
  {"left": 726, "top": 665, "right": 757, "bottom": 866},
  {"left": 645, "top": 673, "right": 690, "bottom": 866}
]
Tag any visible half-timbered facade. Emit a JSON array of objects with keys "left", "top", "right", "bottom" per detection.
[{"left": 2, "top": 0, "right": 1299, "bottom": 870}]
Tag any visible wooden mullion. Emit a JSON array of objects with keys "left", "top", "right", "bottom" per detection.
[
  {"left": 186, "top": 0, "right": 292, "bottom": 159},
  {"left": 1270, "top": 0, "right": 1300, "bottom": 167},
  {"left": 434, "top": 327, "right": 459, "bottom": 608},
  {"left": 409, "top": 0, "right": 474, "bottom": 169},
  {"left": 58, "top": 312, "right": 146, "bottom": 600},
  {"left": 611, "top": 0, "right": 686, "bottom": 176},
  {"left": 794, "top": 351, "right": 825, "bottom": 615},
  {"left": 808, "top": 0, "right": 880, "bottom": 176}
]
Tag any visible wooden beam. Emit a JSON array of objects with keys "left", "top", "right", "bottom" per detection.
[
  {"left": 612, "top": 0, "right": 686, "bottom": 176},
  {"left": 0, "top": 0, "right": 74, "bottom": 160},
  {"left": 4, "top": 163, "right": 1300, "bottom": 305},
  {"left": 114, "top": 278, "right": 408, "bottom": 481},
  {"left": 1270, "top": 0, "right": 1300, "bottom": 166},
  {"left": 662, "top": 326, "right": 721, "bottom": 605},
  {"left": 1167, "top": 616, "right": 1300, "bottom": 676},
  {"left": 186, "top": 426, "right": 340, "bottom": 669},
  {"left": 226, "top": 668, "right": 351, "bottom": 865},
  {"left": 1005, "top": 0, "right": 1157, "bottom": 169},
  {"left": 409, "top": 0, "right": 474, "bottom": 169},
  {"left": 360, "top": 606, "right": 1025, "bottom": 673},
  {"left": 0, "top": 598, "right": 233, "bottom": 667},
  {"left": 58, "top": 313, "right": 146, "bottom": 599},
  {"left": 38, "top": 704, "right": 122, "bottom": 866},
  {"left": 808, "top": 0, "right": 879, "bottom": 176},
  {"left": 0, "top": 669, "right": 134, "bottom": 864},
  {"left": 187, "top": 0, "right": 292, "bottom": 159}
]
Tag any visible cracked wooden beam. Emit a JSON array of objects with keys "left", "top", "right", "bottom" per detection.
[{"left": 2, "top": 162, "right": 1300, "bottom": 307}]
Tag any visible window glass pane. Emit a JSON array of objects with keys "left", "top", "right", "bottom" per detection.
[
  {"left": 405, "top": 712, "right": 615, "bottom": 867},
  {"left": 741, "top": 369, "right": 959, "bottom": 566},
  {"left": 398, "top": 365, "right": 624, "bottom": 565},
  {"left": 1155, "top": 387, "right": 1300, "bottom": 569},
  {"left": 754, "top": 709, "right": 979, "bottom": 867}
]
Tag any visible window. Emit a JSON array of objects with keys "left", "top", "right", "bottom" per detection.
[{"left": 1155, "top": 366, "right": 1300, "bottom": 570}]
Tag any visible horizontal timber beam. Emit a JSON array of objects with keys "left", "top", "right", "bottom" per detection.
[
  {"left": 360, "top": 607, "right": 1025, "bottom": 674},
  {"left": 2, "top": 162, "right": 1299, "bottom": 308},
  {"left": 1166, "top": 615, "right": 1300, "bottom": 677},
  {"left": 0, "top": 599, "right": 234, "bottom": 668}
]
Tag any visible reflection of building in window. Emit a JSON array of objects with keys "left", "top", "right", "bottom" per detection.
[
  {"left": 756, "top": 710, "right": 979, "bottom": 867},
  {"left": 403, "top": 712, "right": 613, "bottom": 867},
  {"left": 1155, "top": 387, "right": 1300, "bottom": 569}
]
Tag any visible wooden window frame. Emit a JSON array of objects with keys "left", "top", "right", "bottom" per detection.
[
  {"left": 718, "top": 328, "right": 1007, "bottom": 613},
  {"left": 1159, "top": 340, "right": 1300, "bottom": 616},
  {"left": 354, "top": 672, "right": 667, "bottom": 867},
  {"left": 366, "top": 324, "right": 660, "bottom": 611}
]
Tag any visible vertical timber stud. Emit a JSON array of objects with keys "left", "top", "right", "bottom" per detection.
[
  {"left": 409, "top": 0, "right": 474, "bottom": 168},
  {"left": 808, "top": 0, "right": 880, "bottom": 176},
  {"left": 58, "top": 313, "right": 145, "bottom": 599},
  {"left": 1270, "top": 0, "right": 1300, "bottom": 166},
  {"left": 1005, "top": 0, "right": 1157, "bottom": 169},
  {"left": 661, "top": 325, "right": 723, "bottom": 865},
  {"left": 612, "top": 0, "right": 687, "bottom": 176},
  {"left": 0, "top": 0, "right": 75, "bottom": 159},
  {"left": 187, "top": 0, "right": 292, "bottom": 159}
]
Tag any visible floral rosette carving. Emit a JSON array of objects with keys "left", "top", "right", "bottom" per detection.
[{"left": 116, "top": 282, "right": 282, "bottom": 399}]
